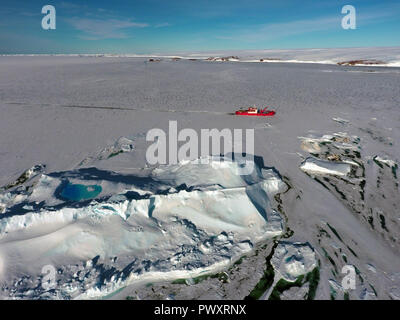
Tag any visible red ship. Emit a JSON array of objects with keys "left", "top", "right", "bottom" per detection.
[{"left": 235, "top": 107, "right": 276, "bottom": 117}]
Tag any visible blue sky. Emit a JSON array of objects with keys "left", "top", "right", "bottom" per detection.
[{"left": 0, "top": 0, "right": 399, "bottom": 53}]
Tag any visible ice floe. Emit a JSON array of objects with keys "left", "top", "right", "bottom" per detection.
[
  {"left": 0, "top": 156, "right": 287, "bottom": 299},
  {"left": 271, "top": 242, "right": 317, "bottom": 282},
  {"left": 300, "top": 157, "right": 351, "bottom": 177}
]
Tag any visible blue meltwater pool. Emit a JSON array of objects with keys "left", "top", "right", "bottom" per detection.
[{"left": 60, "top": 183, "right": 102, "bottom": 201}]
